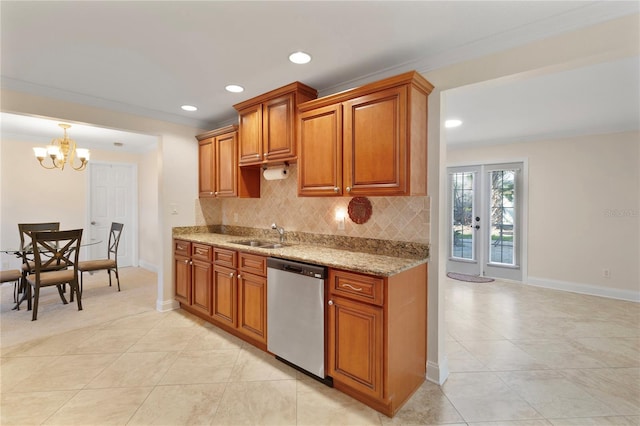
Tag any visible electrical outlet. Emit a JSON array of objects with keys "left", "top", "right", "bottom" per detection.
[{"left": 603, "top": 268, "right": 611, "bottom": 278}]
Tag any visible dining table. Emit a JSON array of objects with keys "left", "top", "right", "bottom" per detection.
[{"left": 1, "top": 239, "right": 102, "bottom": 310}]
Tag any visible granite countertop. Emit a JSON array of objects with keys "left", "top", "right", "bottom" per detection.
[{"left": 173, "top": 231, "right": 428, "bottom": 277}]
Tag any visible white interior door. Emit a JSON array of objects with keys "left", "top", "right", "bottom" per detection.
[
  {"left": 448, "top": 162, "right": 524, "bottom": 281},
  {"left": 87, "top": 163, "right": 136, "bottom": 267}
]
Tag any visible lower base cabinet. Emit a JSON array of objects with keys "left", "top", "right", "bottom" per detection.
[
  {"left": 327, "top": 264, "right": 428, "bottom": 417},
  {"left": 174, "top": 239, "right": 267, "bottom": 350}
]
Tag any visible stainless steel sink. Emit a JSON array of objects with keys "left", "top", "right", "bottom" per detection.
[{"left": 231, "top": 240, "right": 288, "bottom": 249}]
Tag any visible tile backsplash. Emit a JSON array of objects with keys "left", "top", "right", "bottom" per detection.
[{"left": 196, "top": 164, "right": 430, "bottom": 244}]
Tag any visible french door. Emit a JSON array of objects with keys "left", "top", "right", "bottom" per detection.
[{"left": 447, "top": 162, "right": 524, "bottom": 281}]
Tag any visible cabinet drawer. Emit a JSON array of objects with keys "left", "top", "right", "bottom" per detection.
[
  {"left": 239, "top": 252, "right": 267, "bottom": 277},
  {"left": 214, "top": 248, "right": 237, "bottom": 268},
  {"left": 329, "top": 269, "right": 384, "bottom": 306},
  {"left": 192, "top": 243, "right": 212, "bottom": 261},
  {"left": 174, "top": 240, "right": 191, "bottom": 256}
]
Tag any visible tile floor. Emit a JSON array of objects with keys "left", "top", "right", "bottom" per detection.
[{"left": 1, "top": 268, "right": 638, "bottom": 425}]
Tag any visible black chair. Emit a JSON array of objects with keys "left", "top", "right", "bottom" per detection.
[
  {"left": 78, "top": 222, "right": 124, "bottom": 294},
  {"left": 26, "top": 229, "right": 83, "bottom": 321},
  {"left": 16, "top": 222, "right": 65, "bottom": 309}
]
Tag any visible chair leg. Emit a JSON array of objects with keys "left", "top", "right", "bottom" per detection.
[
  {"left": 114, "top": 267, "right": 120, "bottom": 291},
  {"left": 73, "top": 279, "right": 83, "bottom": 311},
  {"left": 79, "top": 271, "right": 84, "bottom": 296},
  {"left": 27, "top": 280, "right": 32, "bottom": 311},
  {"left": 108, "top": 270, "right": 112, "bottom": 287},
  {"left": 31, "top": 285, "right": 40, "bottom": 321},
  {"left": 56, "top": 284, "right": 69, "bottom": 304}
]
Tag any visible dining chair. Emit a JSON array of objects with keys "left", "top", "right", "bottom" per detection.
[
  {"left": 78, "top": 222, "right": 124, "bottom": 294},
  {"left": 16, "top": 222, "right": 65, "bottom": 309},
  {"left": 0, "top": 269, "right": 22, "bottom": 304},
  {"left": 26, "top": 229, "right": 83, "bottom": 321}
]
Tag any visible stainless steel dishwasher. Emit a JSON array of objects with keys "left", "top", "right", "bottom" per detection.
[{"left": 267, "top": 257, "right": 330, "bottom": 384}]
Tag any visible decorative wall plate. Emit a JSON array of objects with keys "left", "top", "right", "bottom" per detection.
[{"left": 348, "top": 197, "right": 373, "bottom": 224}]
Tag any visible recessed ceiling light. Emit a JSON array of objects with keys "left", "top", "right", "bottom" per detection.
[
  {"left": 289, "top": 51, "right": 311, "bottom": 64},
  {"left": 181, "top": 105, "right": 198, "bottom": 112},
  {"left": 225, "top": 85, "right": 244, "bottom": 93},
  {"left": 445, "top": 119, "right": 463, "bottom": 128}
]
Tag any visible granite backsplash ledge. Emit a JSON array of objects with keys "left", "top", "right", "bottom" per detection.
[{"left": 173, "top": 225, "right": 428, "bottom": 260}]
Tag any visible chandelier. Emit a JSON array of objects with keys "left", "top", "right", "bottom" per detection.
[{"left": 33, "top": 123, "right": 90, "bottom": 171}]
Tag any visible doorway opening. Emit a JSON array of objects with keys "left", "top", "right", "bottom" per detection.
[{"left": 447, "top": 162, "right": 525, "bottom": 281}]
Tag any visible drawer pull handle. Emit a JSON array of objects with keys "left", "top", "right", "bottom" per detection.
[
  {"left": 229, "top": 272, "right": 235, "bottom": 278},
  {"left": 342, "top": 283, "right": 363, "bottom": 291}
]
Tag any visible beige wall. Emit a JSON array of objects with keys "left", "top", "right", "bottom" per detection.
[
  {"left": 0, "top": 135, "right": 158, "bottom": 270},
  {"left": 448, "top": 131, "right": 639, "bottom": 300}
]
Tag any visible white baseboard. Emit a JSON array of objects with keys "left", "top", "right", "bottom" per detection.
[
  {"left": 527, "top": 276, "right": 640, "bottom": 302},
  {"left": 156, "top": 298, "right": 179, "bottom": 312},
  {"left": 138, "top": 260, "right": 159, "bottom": 273},
  {"left": 426, "top": 358, "right": 449, "bottom": 385}
]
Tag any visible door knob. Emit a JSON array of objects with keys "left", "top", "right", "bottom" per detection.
[{"left": 475, "top": 225, "right": 480, "bottom": 230}]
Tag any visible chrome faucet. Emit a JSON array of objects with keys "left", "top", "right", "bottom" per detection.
[{"left": 271, "top": 223, "right": 285, "bottom": 243}]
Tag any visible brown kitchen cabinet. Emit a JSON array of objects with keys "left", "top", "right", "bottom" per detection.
[
  {"left": 234, "top": 82, "right": 317, "bottom": 166},
  {"left": 298, "top": 71, "right": 433, "bottom": 197},
  {"left": 211, "top": 249, "right": 268, "bottom": 346},
  {"left": 196, "top": 125, "right": 260, "bottom": 199},
  {"left": 327, "top": 263, "right": 428, "bottom": 417},
  {"left": 173, "top": 241, "right": 268, "bottom": 350},
  {"left": 173, "top": 240, "right": 213, "bottom": 317},
  {"left": 173, "top": 239, "right": 192, "bottom": 305},
  {"left": 237, "top": 252, "right": 268, "bottom": 344}
]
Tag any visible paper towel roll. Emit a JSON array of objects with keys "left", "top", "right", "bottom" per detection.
[{"left": 263, "top": 167, "right": 288, "bottom": 180}]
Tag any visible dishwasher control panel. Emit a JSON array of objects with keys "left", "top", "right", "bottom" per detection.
[{"left": 267, "top": 257, "right": 327, "bottom": 279}]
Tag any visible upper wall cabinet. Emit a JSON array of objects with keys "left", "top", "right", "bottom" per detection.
[
  {"left": 298, "top": 71, "right": 433, "bottom": 197},
  {"left": 234, "top": 82, "right": 317, "bottom": 167},
  {"left": 196, "top": 125, "right": 260, "bottom": 199}
]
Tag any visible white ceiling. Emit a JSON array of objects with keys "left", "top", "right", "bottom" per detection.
[{"left": 1, "top": 1, "right": 638, "bottom": 151}]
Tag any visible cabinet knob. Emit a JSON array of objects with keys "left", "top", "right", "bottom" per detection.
[
  {"left": 237, "top": 274, "right": 242, "bottom": 279},
  {"left": 346, "top": 186, "right": 351, "bottom": 193},
  {"left": 209, "top": 192, "right": 213, "bottom": 195},
  {"left": 214, "top": 191, "right": 218, "bottom": 195},
  {"left": 255, "top": 154, "right": 260, "bottom": 158},
  {"left": 333, "top": 187, "right": 339, "bottom": 193},
  {"left": 229, "top": 272, "right": 235, "bottom": 278},
  {"left": 328, "top": 300, "right": 334, "bottom": 306},
  {"left": 184, "top": 259, "right": 189, "bottom": 264},
  {"left": 263, "top": 153, "right": 268, "bottom": 157}
]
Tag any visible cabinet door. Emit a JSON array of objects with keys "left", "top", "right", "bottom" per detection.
[
  {"left": 328, "top": 296, "right": 383, "bottom": 399},
  {"left": 174, "top": 254, "right": 191, "bottom": 305},
  {"left": 298, "top": 104, "right": 343, "bottom": 196},
  {"left": 212, "top": 265, "right": 237, "bottom": 327},
  {"left": 237, "top": 272, "right": 267, "bottom": 344},
  {"left": 238, "top": 104, "right": 262, "bottom": 165},
  {"left": 263, "top": 94, "right": 295, "bottom": 161},
  {"left": 343, "top": 86, "right": 408, "bottom": 196},
  {"left": 215, "top": 131, "right": 238, "bottom": 197},
  {"left": 198, "top": 137, "right": 215, "bottom": 197},
  {"left": 191, "top": 259, "right": 212, "bottom": 316}
]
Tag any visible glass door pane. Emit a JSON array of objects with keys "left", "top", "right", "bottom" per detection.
[
  {"left": 489, "top": 170, "right": 516, "bottom": 266},
  {"left": 451, "top": 171, "right": 475, "bottom": 260}
]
